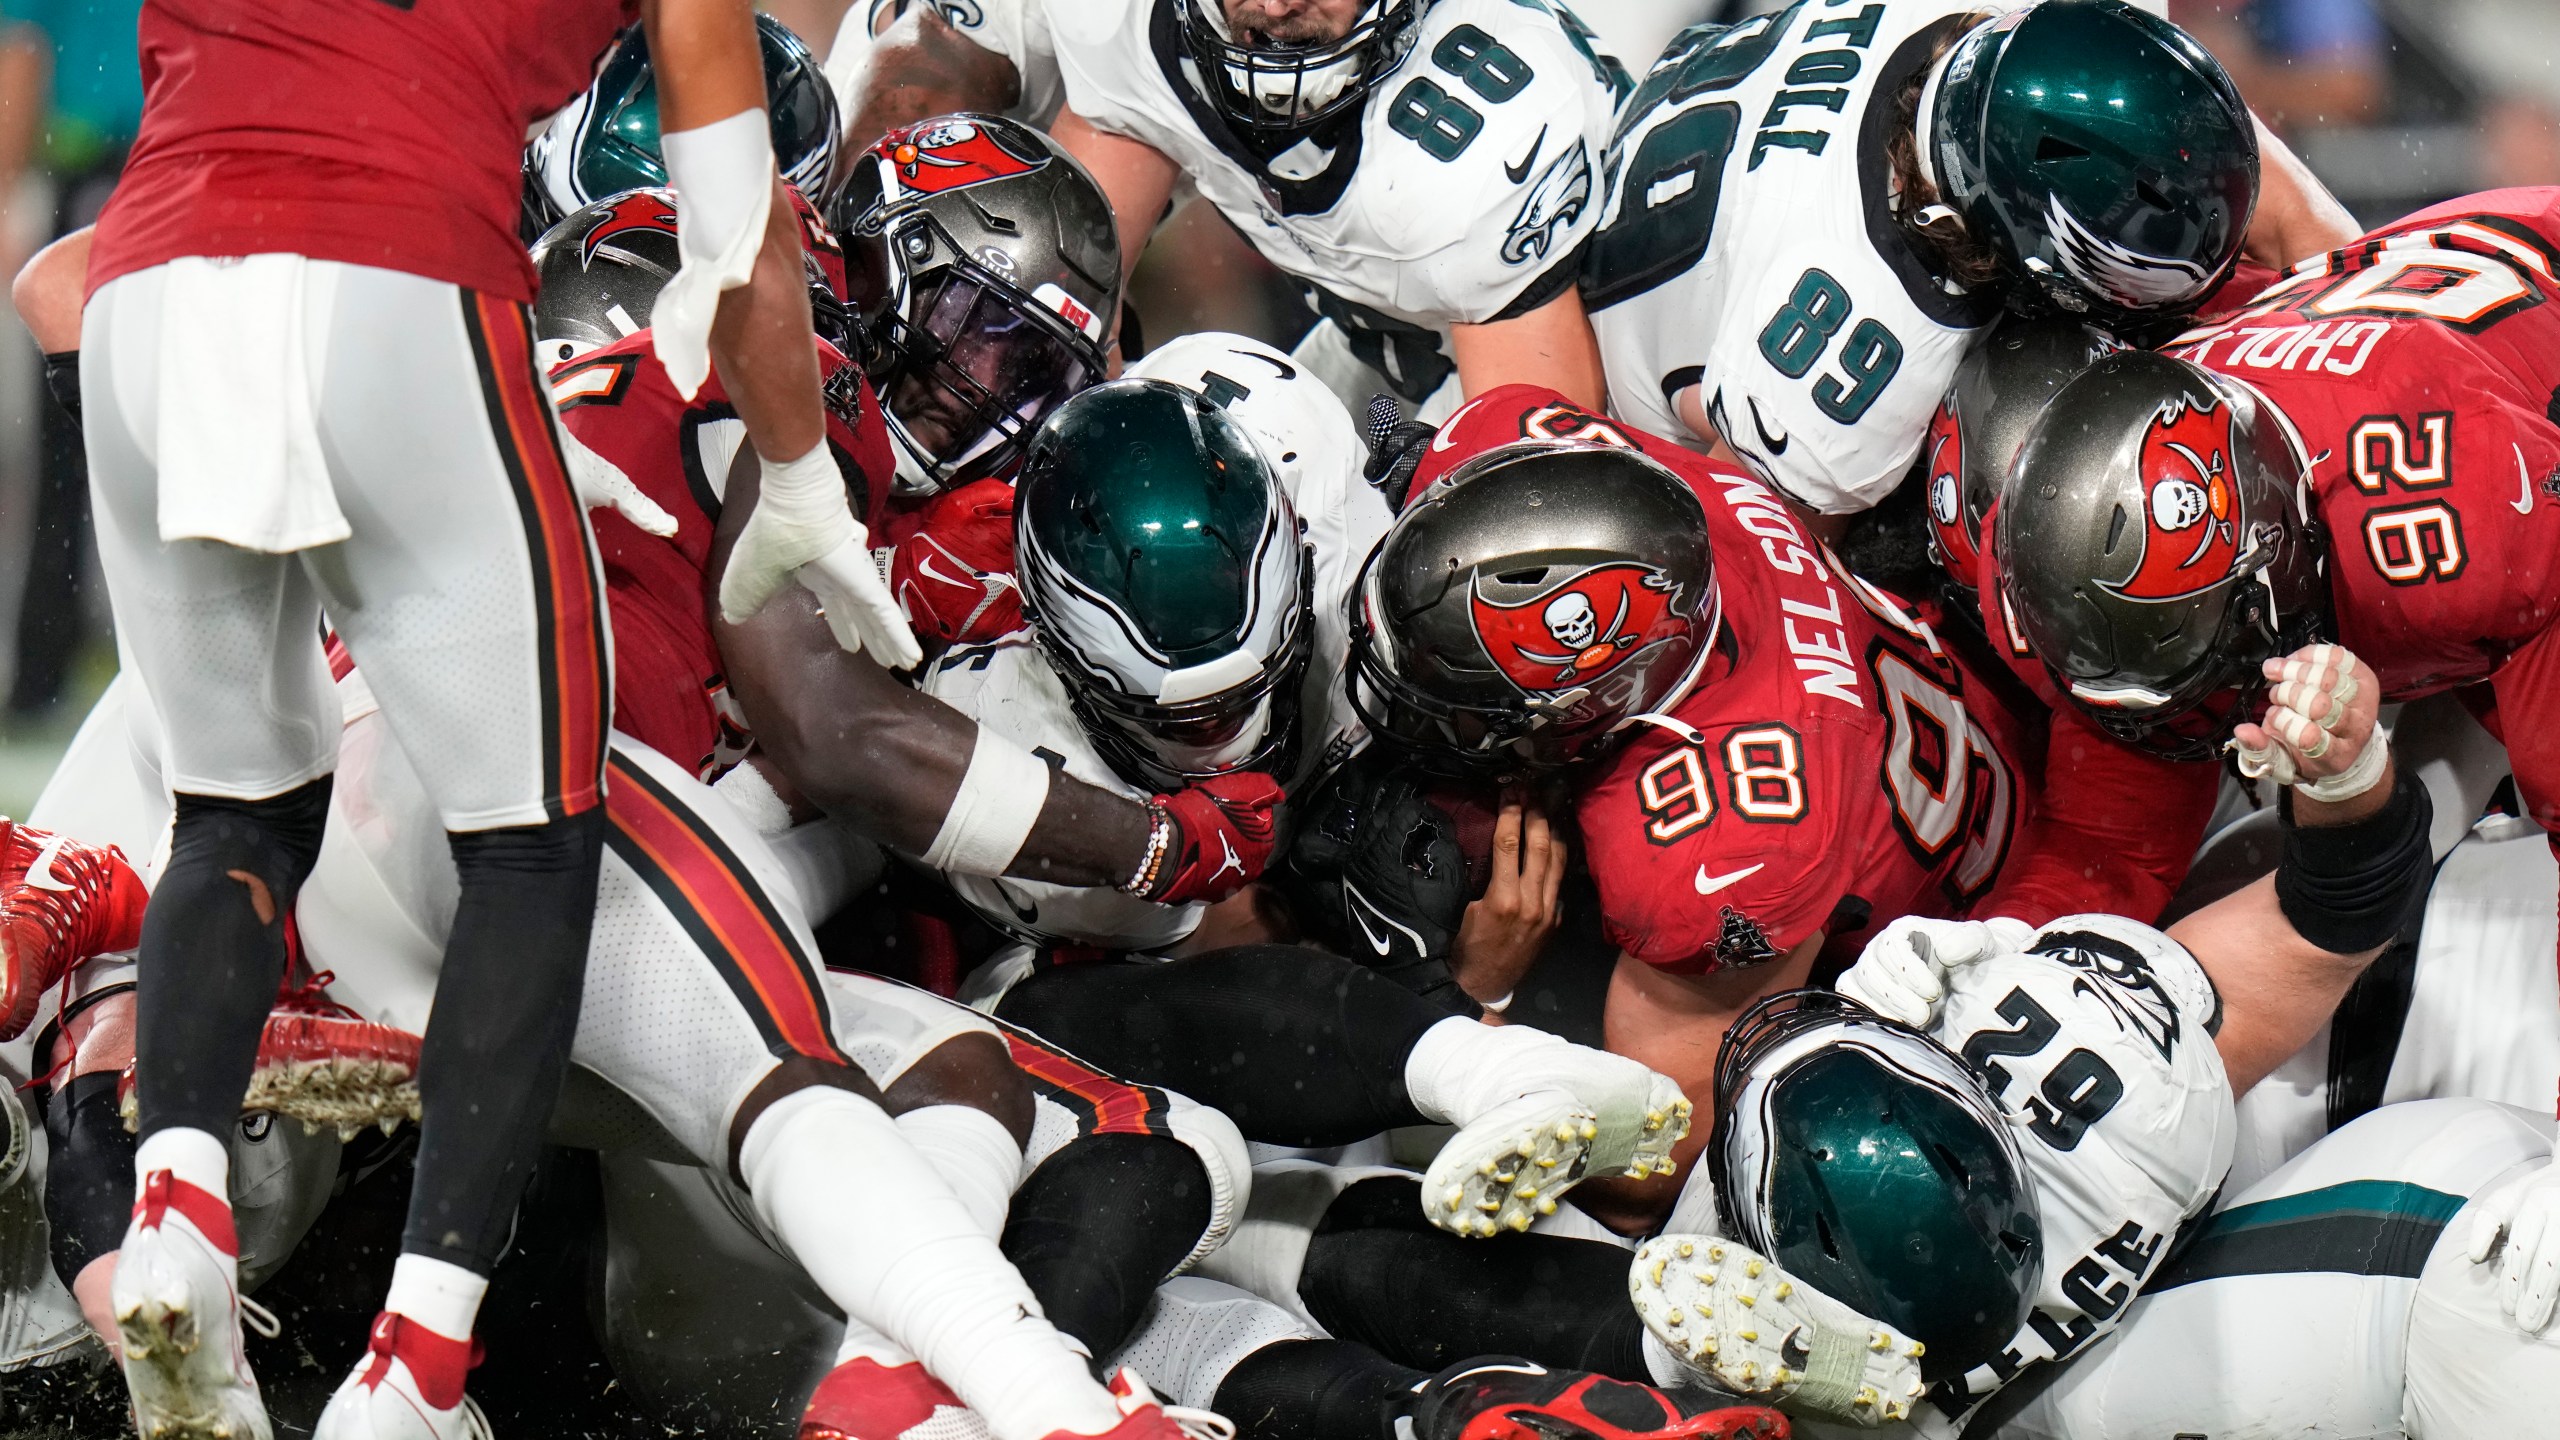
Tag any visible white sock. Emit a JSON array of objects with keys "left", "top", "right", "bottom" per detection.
[
  {"left": 1402, "top": 1015, "right": 1587, "bottom": 1125},
  {"left": 742, "top": 1087, "right": 1121, "bottom": 1440},
  {"left": 1103, "top": 1277, "right": 1313, "bottom": 1411},
  {"left": 134, "top": 1126, "right": 230, "bottom": 1201},
  {"left": 384, "top": 1253, "right": 489, "bottom": 1341},
  {"left": 896, "top": 1105, "right": 1023, "bottom": 1238}
]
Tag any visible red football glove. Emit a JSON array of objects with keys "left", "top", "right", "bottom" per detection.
[
  {"left": 889, "top": 478, "right": 1024, "bottom": 645},
  {"left": 1148, "top": 771, "right": 1286, "bottom": 905}
]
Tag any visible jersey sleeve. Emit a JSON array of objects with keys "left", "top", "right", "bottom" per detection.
[
  {"left": 1380, "top": 5, "right": 1620, "bottom": 325},
  {"left": 1979, "top": 706, "right": 2219, "bottom": 927},
  {"left": 1699, "top": 262, "right": 1977, "bottom": 515},
  {"left": 1926, "top": 915, "right": 2234, "bottom": 1415},
  {"left": 1578, "top": 720, "right": 1856, "bottom": 973}
]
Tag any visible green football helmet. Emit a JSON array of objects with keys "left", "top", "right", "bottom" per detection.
[
  {"left": 1015, "top": 379, "right": 1315, "bottom": 794},
  {"left": 522, "top": 14, "right": 840, "bottom": 238},
  {"left": 1924, "top": 0, "right": 2256, "bottom": 323},
  {"left": 1713, "top": 991, "right": 2043, "bottom": 1382}
]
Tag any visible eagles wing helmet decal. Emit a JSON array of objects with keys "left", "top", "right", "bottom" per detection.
[
  {"left": 878, "top": 118, "right": 1045, "bottom": 196},
  {"left": 2099, "top": 396, "right": 2242, "bottom": 603},
  {"left": 1923, "top": 397, "right": 1975, "bottom": 574},
  {"left": 578, "top": 190, "right": 680, "bottom": 268},
  {"left": 1470, "top": 562, "right": 1682, "bottom": 693},
  {"left": 2046, "top": 195, "right": 2215, "bottom": 311}
]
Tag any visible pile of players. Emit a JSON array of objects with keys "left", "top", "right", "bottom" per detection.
[{"left": 5, "top": 1, "right": 2560, "bottom": 1438}]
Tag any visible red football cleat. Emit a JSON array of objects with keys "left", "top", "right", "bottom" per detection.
[
  {"left": 0, "top": 817, "right": 147, "bottom": 1040},
  {"left": 1409, "top": 1358, "right": 1789, "bottom": 1440},
  {"left": 1037, "top": 1369, "right": 1229, "bottom": 1440},
  {"left": 800, "top": 1357, "right": 990, "bottom": 1440}
]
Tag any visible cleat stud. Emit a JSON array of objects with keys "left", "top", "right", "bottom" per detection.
[
  {"left": 1447, "top": 1188, "right": 1465, "bottom": 1211},
  {"left": 1772, "top": 1366, "right": 1792, "bottom": 1385},
  {"left": 1709, "top": 1245, "right": 1725, "bottom": 1261},
  {"left": 1702, "top": 1271, "right": 1718, "bottom": 1286},
  {"left": 1676, "top": 1242, "right": 1695, "bottom": 1259},
  {"left": 1538, "top": 1155, "right": 1559, "bottom": 1168},
  {"left": 1651, "top": 1260, "right": 1667, "bottom": 1285},
  {"left": 1506, "top": 1211, "right": 1532, "bottom": 1232},
  {"left": 1479, "top": 1158, "right": 1498, "bottom": 1176},
  {"left": 1775, "top": 1282, "right": 1792, "bottom": 1300},
  {"left": 1907, "top": 1341, "right": 1926, "bottom": 1358},
  {"left": 1738, "top": 1293, "right": 1754, "bottom": 1307},
  {"left": 1538, "top": 1198, "right": 1557, "bottom": 1215},
  {"left": 1746, "top": 1260, "right": 1763, "bottom": 1278},
  {"left": 1666, "top": 1309, "right": 1683, "bottom": 1327},
  {"left": 1739, "top": 1330, "right": 1758, "bottom": 1343},
  {"left": 1579, "top": 1122, "right": 1598, "bottom": 1141}
]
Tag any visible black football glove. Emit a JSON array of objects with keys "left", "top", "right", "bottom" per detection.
[{"left": 1361, "top": 393, "right": 1440, "bottom": 512}]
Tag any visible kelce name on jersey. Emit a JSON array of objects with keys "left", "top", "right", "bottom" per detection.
[
  {"left": 1712, "top": 469, "right": 1865, "bottom": 708},
  {"left": 1750, "top": 1, "right": 1890, "bottom": 170}
]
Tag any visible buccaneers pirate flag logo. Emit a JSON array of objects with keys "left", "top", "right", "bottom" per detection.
[
  {"left": 2101, "top": 397, "right": 2242, "bottom": 602},
  {"left": 1471, "top": 563, "right": 1685, "bottom": 693},
  {"left": 875, "top": 118, "right": 1045, "bottom": 196}
]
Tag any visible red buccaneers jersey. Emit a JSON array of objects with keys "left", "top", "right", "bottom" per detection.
[
  {"left": 90, "top": 0, "right": 630, "bottom": 301},
  {"left": 2167, "top": 187, "right": 2560, "bottom": 826},
  {"left": 550, "top": 332, "right": 892, "bottom": 779},
  {"left": 1418, "top": 388, "right": 2034, "bottom": 973}
]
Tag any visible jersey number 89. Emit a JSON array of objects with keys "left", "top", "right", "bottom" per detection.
[{"left": 1758, "top": 267, "right": 1904, "bottom": 424}]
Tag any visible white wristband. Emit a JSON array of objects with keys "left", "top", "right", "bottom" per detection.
[
  {"left": 654, "top": 108, "right": 777, "bottom": 400},
  {"left": 2295, "top": 732, "right": 2391, "bottom": 805},
  {"left": 920, "top": 726, "right": 1052, "bottom": 876}
]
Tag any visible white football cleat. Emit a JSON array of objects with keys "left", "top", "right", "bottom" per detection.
[
  {"left": 1629, "top": 1233, "right": 1928, "bottom": 1426},
  {"left": 112, "top": 1169, "right": 277, "bottom": 1440},
  {"left": 1422, "top": 1049, "right": 1691, "bottom": 1238},
  {"left": 311, "top": 1312, "right": 491, "bottom": 1440}
]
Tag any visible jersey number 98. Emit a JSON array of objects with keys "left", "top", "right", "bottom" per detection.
[{"left": 1757, "top": 267, "right": 1904, "bottom": 425}]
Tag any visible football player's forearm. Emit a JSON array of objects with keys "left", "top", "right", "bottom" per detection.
[
  {"left": 1052, "top": 108, "right": 1181, "bottom": 280},
  {"left": 708, "top": 183, "right": 829, "bottom": 462},
  {"left": 1451, "top": 290, "right": 1606, "bottom": 412},
  {"left": 842, "top": 7, "right": 1022, "bottom": 150},
  {"left": 2171, "top": 875, "right": 2377, "bottom": 1095},
  {"left": 2242, "top": 116, "right": 2360, "bottom": 271},
  {"left": 639, "top": 0, "right": 769, "bottom": 133}
]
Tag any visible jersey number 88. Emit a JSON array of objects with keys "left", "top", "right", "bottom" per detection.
[{"left": 1389, "top": 24, "right": 1532, "bottom": 163}]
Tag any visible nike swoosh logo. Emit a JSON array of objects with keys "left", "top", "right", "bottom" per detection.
[
  {"left": 2515, "top": 444, "right": 2538, "bottom": 516},
  {"left": 1747, "top": 398, "right": 1790, "bottom": 457},
  {"left": 916, "top": 551, "right": 972, "bottom": 589},
  {"left": 1693, "top": 862, "right": 1765, "bottom": 896},
  {"left": 1431, "top": 394, "right": 1493, "bottom": 453},
  {"left": 25, "top": 834, "right": 73, "bottom": 892},
  {"left": 1341, "top": 881, "right": 1428, "bottom": 959},
  {"left": 1505, "top": 126, "right": 1547, "bottom": 186}
]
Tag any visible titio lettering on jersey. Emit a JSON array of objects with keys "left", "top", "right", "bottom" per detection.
[
  {"left": 1714, "top": 471, "right": 1865, "bottom": 707},
  {"left": 1750, "top": 1, "right": 1886, "bottom": 170}
]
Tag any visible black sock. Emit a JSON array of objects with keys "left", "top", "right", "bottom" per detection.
[
  {"left": 996, "top": 945, "right": 1443, "bottom": 1146},
  {"left": 1002, "top": 1133, "right": 1212, "bottom": 1359},
  {"left": 1302, "top": 1176, "right": 1650, "bottom": 1379},
  {"left": 402, "top": 810, "right": 605, "bottom": 1269},
  {"left": 1212, "top": 1338, "right": 1422, "bottom": 1440},
  {"left": 135, "top": 780, "right": 333, "bottom": 1139}
]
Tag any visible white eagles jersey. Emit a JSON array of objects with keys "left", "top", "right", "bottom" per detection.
[
  {"left": 1913, "top": 913, "right": 2233, "bottom": 1436},
  {"left": 1583, "top": 0, "right": 2010, "bottom": 515},
  {"left": 828, "top": 0, "right": 1066, "bottom": 127},
  {"left": 1050, "top": 0, "right": 1627, "bottom": 403},
  {"left": 925, "top": 334, "right": 1386, "bottom": 950}
]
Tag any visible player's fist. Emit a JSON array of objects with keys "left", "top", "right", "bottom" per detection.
[
  {"left": 1149, "top": 772, "right": 1285, "bottom": 905},
  {"left": 1837, "top": 915, "right": 2033, "bottom": 1029},
  {"left": 2231, "top": 643, "right": 2385, "bottom": 800},
  {"left": 2466, "top": 1154, "right": 2560, "bottom": 1334},
  {"left": 890, "top": 479, "right": 1024, "bottom": 645},
  {"left": 1452, "top": 793, "right": 1566, "bottom": 1006}
]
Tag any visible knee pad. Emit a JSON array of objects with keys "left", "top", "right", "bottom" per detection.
[
  {"left": 44, "top": 1070, "right": 137, "bottom": 1287},
  {"left": 1159, "top": 1093, "right": 1253, "bottom": 1276}
]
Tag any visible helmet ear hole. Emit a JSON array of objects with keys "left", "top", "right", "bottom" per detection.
[
  {"left": 2136, "top": 178, "right": 2174, "bottom": 212},
  {"left": 1932, "top": 1143, "right": 1972, "bottom": 1190},
  {"left": 2033, "top": 135, "right": 2087, "bottom": 164},
  {"left": 2103, "top": 504, "right": 2128, "bottom": 554},
  {"left": 1814, "top": 1209, "right": 1842, "bottom": 1262},
  {"left": 1496, "top": 567, "right": 1550, "bottom": 586}
]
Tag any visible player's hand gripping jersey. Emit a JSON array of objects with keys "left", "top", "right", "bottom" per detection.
[
  {"left": 1583, "top": 1, "right": 2007, "bottom": 513},
  {"left": 1048, "top": 0, "right": 1626, "bottom": 403},
  {"left": 922, "top": 336, "right": 1389, "bottom": 949},
  {"left": 2165, "top": 187, "right": 2560, "bottom": 828},
  {"left": 1910, "top": 915, "right": 2233, "bottom": 1432},
  {"left": 549, "top": 330, "right": 894, "bottom": 781},
  {"left": 1413, "top": 388, "right": 2032, "bottom": 972}
]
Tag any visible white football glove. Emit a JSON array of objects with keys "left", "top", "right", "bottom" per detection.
[
  {"left": 1835, "top": 915, "right": 2033, "bottom": 1029},
  {"left": 558, "top": 424, "right": 678, "bottom": 539},
  {"left": 2465, "top": 1155, "right": 2560, "bottom": 1333},
  {"left": 719, "top": 443, "right": 922, "bottom": 671},
  {"left": 1631, "top": 1233, "right": 1928, "bottom": 1426}
]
